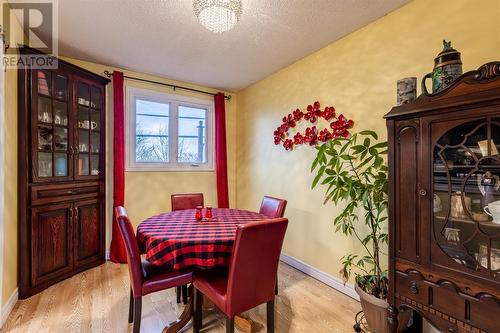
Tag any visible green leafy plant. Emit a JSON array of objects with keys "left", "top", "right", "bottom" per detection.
[{"left": 311, "top": 130, "right": 389, "bottom": 299}]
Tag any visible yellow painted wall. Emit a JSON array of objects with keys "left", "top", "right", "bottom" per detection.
[
  {"left": 60, "top": 57, "right": 238, "bottom": 248},
  {"left": 1, "top": 0, "right": 24, "bottom": 306},
  {"left": 236, "top": 0, "right": 500, "bottom": 284}
]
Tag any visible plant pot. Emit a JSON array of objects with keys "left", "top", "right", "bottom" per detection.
[{"left": 355, "top": 284, "right": 410, "bottom": 333}]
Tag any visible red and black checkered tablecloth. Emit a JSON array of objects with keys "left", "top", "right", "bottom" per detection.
[{"left": 137, "top": 208, "right": 268, "bottom": 269}]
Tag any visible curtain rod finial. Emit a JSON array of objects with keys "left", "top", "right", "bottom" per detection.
[{"left": 104, "top": 70, "right": 112, "bottom": 78}]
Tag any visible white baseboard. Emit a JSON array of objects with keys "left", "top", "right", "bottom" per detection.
[
  {"left": 280, "top": 252, "right": 360, "bottom": 301},
  {"left": 1, "top": 288, "right": 18, "bottom": 329}
]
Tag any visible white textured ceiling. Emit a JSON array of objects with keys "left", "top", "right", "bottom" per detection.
[{"left": 55, "top": 0, "right": 410, "bottom": 91}]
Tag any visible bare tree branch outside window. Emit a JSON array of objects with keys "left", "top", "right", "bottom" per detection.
[{"left": 136, "top": 122, "right": 169, "bottom": 162}]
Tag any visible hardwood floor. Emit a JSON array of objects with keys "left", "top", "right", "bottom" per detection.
[{"left": 1, "top": 262, "right": 360, "bottom": 333}]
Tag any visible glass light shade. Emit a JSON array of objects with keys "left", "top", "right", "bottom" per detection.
[{"left": 193, "top": 0, "right": 242, "bottom": 33}]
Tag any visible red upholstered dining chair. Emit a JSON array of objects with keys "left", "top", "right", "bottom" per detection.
[
  {"left": 115, "top": 206, "right": 193, "bottom": 333},
  {"left": 171, "top": 193, "right": 204, "bottom": 211},
  {"left": 259, "top": 196, "right": 287, "bottom": 294},
  {"left": 259, "top": 196, "right": 287, "bottom": 218},
  {"left": 170, "top": 192, "right": 204, "bottom": 303},
  {"left": 193, "top": 218, "right": 288, "bottom": 333}
]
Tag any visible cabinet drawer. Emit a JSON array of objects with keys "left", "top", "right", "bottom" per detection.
[
  {"left": 396, "top": 269, "right": 498, "bottom": 333},
  {"left": 31, "top": 182, "right": 103, "bottom": 205},
  {"left": 395, "top": 270, "right": 428, "bottom": 305}
]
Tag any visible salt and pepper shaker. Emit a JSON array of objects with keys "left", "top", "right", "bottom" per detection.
[
  {"left": 195, "top": 206, "right": 203, "bottom": 221},
  {"left": 205, "top": 206, "right": 213, "bottom": 219}
]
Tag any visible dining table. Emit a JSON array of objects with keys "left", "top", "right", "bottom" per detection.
[{"left": 137, "top": 207, "right": 268, "bottom": 333}]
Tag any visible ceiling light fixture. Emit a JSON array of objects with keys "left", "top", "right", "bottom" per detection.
[{"left": 193, "top": 0, "right": 243, "bottom": 34}]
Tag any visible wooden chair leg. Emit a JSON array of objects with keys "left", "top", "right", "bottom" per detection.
[
  {"left": 176, "top": 286, "right": 181, "bottom": 303},
  {"left": 133, "top": 297, "right": 142, "bottom": 333},
  {"left": 182, "top": 284, "right": 188, "bottom": 304},
  {"left": 267, "top": 299, "right": 275, "bottom": 333},
  {"left": 193, "top": 288, "right": 203, "bottom": 333},
  {"left": 128, "top": 289, "right": 134, "bottom": 323},
  {"left": 226, "top": 316, "right": 235, "bottom": 333}
]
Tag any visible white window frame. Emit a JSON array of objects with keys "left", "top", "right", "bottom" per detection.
[{"left": 126, "top": 86, "right": 214, "bottom": 172}]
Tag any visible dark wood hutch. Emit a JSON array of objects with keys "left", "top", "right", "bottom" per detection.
[
  {"left": 385, "top": 62, "right": 500, "bottom": 333},
  {"left": 18, "top": 47, "right": 110, "bottom": 298}
]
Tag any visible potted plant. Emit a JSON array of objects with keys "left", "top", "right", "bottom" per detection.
[{"left": 311, "top": 130, "right": 408, "bottom": 332}]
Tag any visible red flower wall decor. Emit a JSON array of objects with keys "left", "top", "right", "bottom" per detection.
[{"left": 274, "top": 101, "right": 354, "bottom": 151}]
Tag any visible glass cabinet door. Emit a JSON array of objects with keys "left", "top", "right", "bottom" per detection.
[
  {"left": 75, "top": 81, "right": 103, "bottom": 179},
  {"left": 433, "top": 118, "right": 500, "bottom": 281},
  {"left": 33, "top": 70, "right": 72, "bottom": 181}
]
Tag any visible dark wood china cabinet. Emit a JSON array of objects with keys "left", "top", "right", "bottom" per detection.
[
  {"left": 386, "top": 62, "right": 500, "bottom": 333},
  {"left": 18, "top": 47, "right": 110, "bottom": 298}
]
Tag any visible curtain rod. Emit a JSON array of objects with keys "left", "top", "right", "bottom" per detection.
[{"left": 103, "top": 70, "right": 231, "bottom": 101}]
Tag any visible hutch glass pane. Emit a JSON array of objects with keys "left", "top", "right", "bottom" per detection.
[
  {"left": 78, "top": 107, "right": 89, "bottom": 129},
  {"left": 37, "top": 70, "right": 51, "bottom": 96},
  {"left": 433, "top": 118, "right": 500, "bottom": 280},
  {"left": 38, "top": 152, "right": 52, "bottom": 177},
  {"left": 90, "top": 86, "right": 101, "bottom": 109},
  {"left": 90, "top": 133, "right": 100, "bottom": 153},
  {"left": 38, "top": 97, "right": 52, "bottom": 124},
  {"left": 54, "top": 153, "right": 68, "bottom": 177},
  {"left": 54, "top": 101, "right": 68, "bottom": 126},
  {"left": 90, "top": 110, "right": 101, "bottom": 131},
  {"left": 78, "top": 154, "right": 89, "bottom": 176},
  {"left": 79, "top": 129, "right": 89, "bottom": 153},
  {"left": 90, "top": 155, "right": 100, "bottom": 176},
  {"left": 53, "top": 74, "right": 68, "bottom": 100},
  {"left": 78, "top": 82, "right": 90, "bottom": 106},
  {"left": 38, "top": 126, "right": 52, "bottom": 150},
  {"left": 54, "top": 127, "right": 68, "bottom": 151}
]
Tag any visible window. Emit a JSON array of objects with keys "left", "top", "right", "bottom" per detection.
[{"left": 126, "top": 87, "right": 214, "bottom": 171}]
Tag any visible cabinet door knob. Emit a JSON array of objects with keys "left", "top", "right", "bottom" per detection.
[{"left": 419, "top": 189, "right": 427, "bottom": 197}]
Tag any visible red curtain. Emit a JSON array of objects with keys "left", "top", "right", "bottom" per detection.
[
  {"left": 109, "top": 71, "right": 127, "bottom": 263},
  {"left": 215, "top": 92, "right": 229, "bottom": 208}
]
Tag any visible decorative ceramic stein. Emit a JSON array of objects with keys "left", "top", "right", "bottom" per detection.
[{"left": 422, "top": 40, "right": 463, "bottom": 95}]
